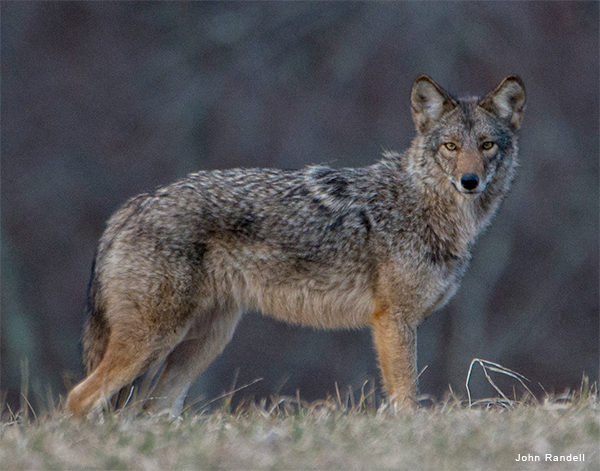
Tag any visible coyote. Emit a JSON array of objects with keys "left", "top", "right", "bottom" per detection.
[{"left": 66, "top": 75, "right": 525, "bottom": 417}]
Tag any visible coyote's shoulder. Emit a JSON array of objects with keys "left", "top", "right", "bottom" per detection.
[{"left": 67, "top": 74, "right": 525, "bottom": 417}]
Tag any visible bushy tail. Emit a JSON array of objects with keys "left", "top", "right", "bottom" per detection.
[{"left": 81, "top": 256, "right": 110, "bottom": 374}]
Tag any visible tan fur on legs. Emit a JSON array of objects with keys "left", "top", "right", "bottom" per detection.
[
  {"left": 67, "top": 300, "right": 191, "bottom": 417},
  {"left": 370, "top": 308, "right": 418, "bottom": 409},
  {"left": 66, "top": 336, "right": 161, "bottom": 417}
]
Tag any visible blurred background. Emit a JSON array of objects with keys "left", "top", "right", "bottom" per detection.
[{"left": 2, "top": 2, "right": 598, "bottom": 411}]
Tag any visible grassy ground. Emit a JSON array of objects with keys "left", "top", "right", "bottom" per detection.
[{"left": 1, "top": 378, "right": 598, "bottom": 471}]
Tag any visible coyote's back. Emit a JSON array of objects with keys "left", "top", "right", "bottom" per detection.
[{"left": 67, "top": 74, "right": 525, "bottom": 417}]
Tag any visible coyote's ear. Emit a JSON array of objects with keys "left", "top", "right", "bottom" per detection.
[
  {"left": 411, "top": 75, "right": 458, "bottom": 133},
  {"left": 479, "top": 75, "right": 526, "bottom": 130}
]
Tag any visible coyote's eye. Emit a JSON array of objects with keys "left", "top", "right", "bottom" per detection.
[
  {"left": 482, "top": 141, "right": 495, "bottom": 150},
  {"left": 444, "top": 142, "right": 457, "bottom": 151}
]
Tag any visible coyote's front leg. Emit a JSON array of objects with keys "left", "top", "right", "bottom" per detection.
[{"left": 370, "top": 307, "right": 418, "bottom": 409}]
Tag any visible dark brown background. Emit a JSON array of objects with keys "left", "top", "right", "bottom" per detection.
[{"left": 2, "top": 1, "right": 598, "bottom": 410}]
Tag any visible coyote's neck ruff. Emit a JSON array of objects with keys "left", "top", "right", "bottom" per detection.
[{"left": 67, "top": 75, "right": 525, "bottom": 417}]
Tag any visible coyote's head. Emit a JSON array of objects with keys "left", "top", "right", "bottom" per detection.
[{"left": 410, "top": 75, "right": 526, "bottom": 196}]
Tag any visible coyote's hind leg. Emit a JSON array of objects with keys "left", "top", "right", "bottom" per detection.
[
  {"left": 143, "top": 305, "right": 243, "bottom": 416},
  {"left": 66, "top": 332, "right": 173, "bottom": 417},
  {"left": 66, "top": 304, "right": 192, "bottom": 417}
]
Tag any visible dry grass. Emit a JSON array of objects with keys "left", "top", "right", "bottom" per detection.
[{"left": 1, "top": 369, "right": 598, "bottom": 470}]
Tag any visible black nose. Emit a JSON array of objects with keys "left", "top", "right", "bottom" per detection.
[{"left": 460, "top": 173, "right": 480, "bottom": 191}]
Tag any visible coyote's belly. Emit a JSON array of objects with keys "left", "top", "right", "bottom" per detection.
[
  {"left": 203, "top": 236, "right": 376, "bottom": 329},
  {"left": 241, "top": 276, "right": 375, "bottom": 329}
]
